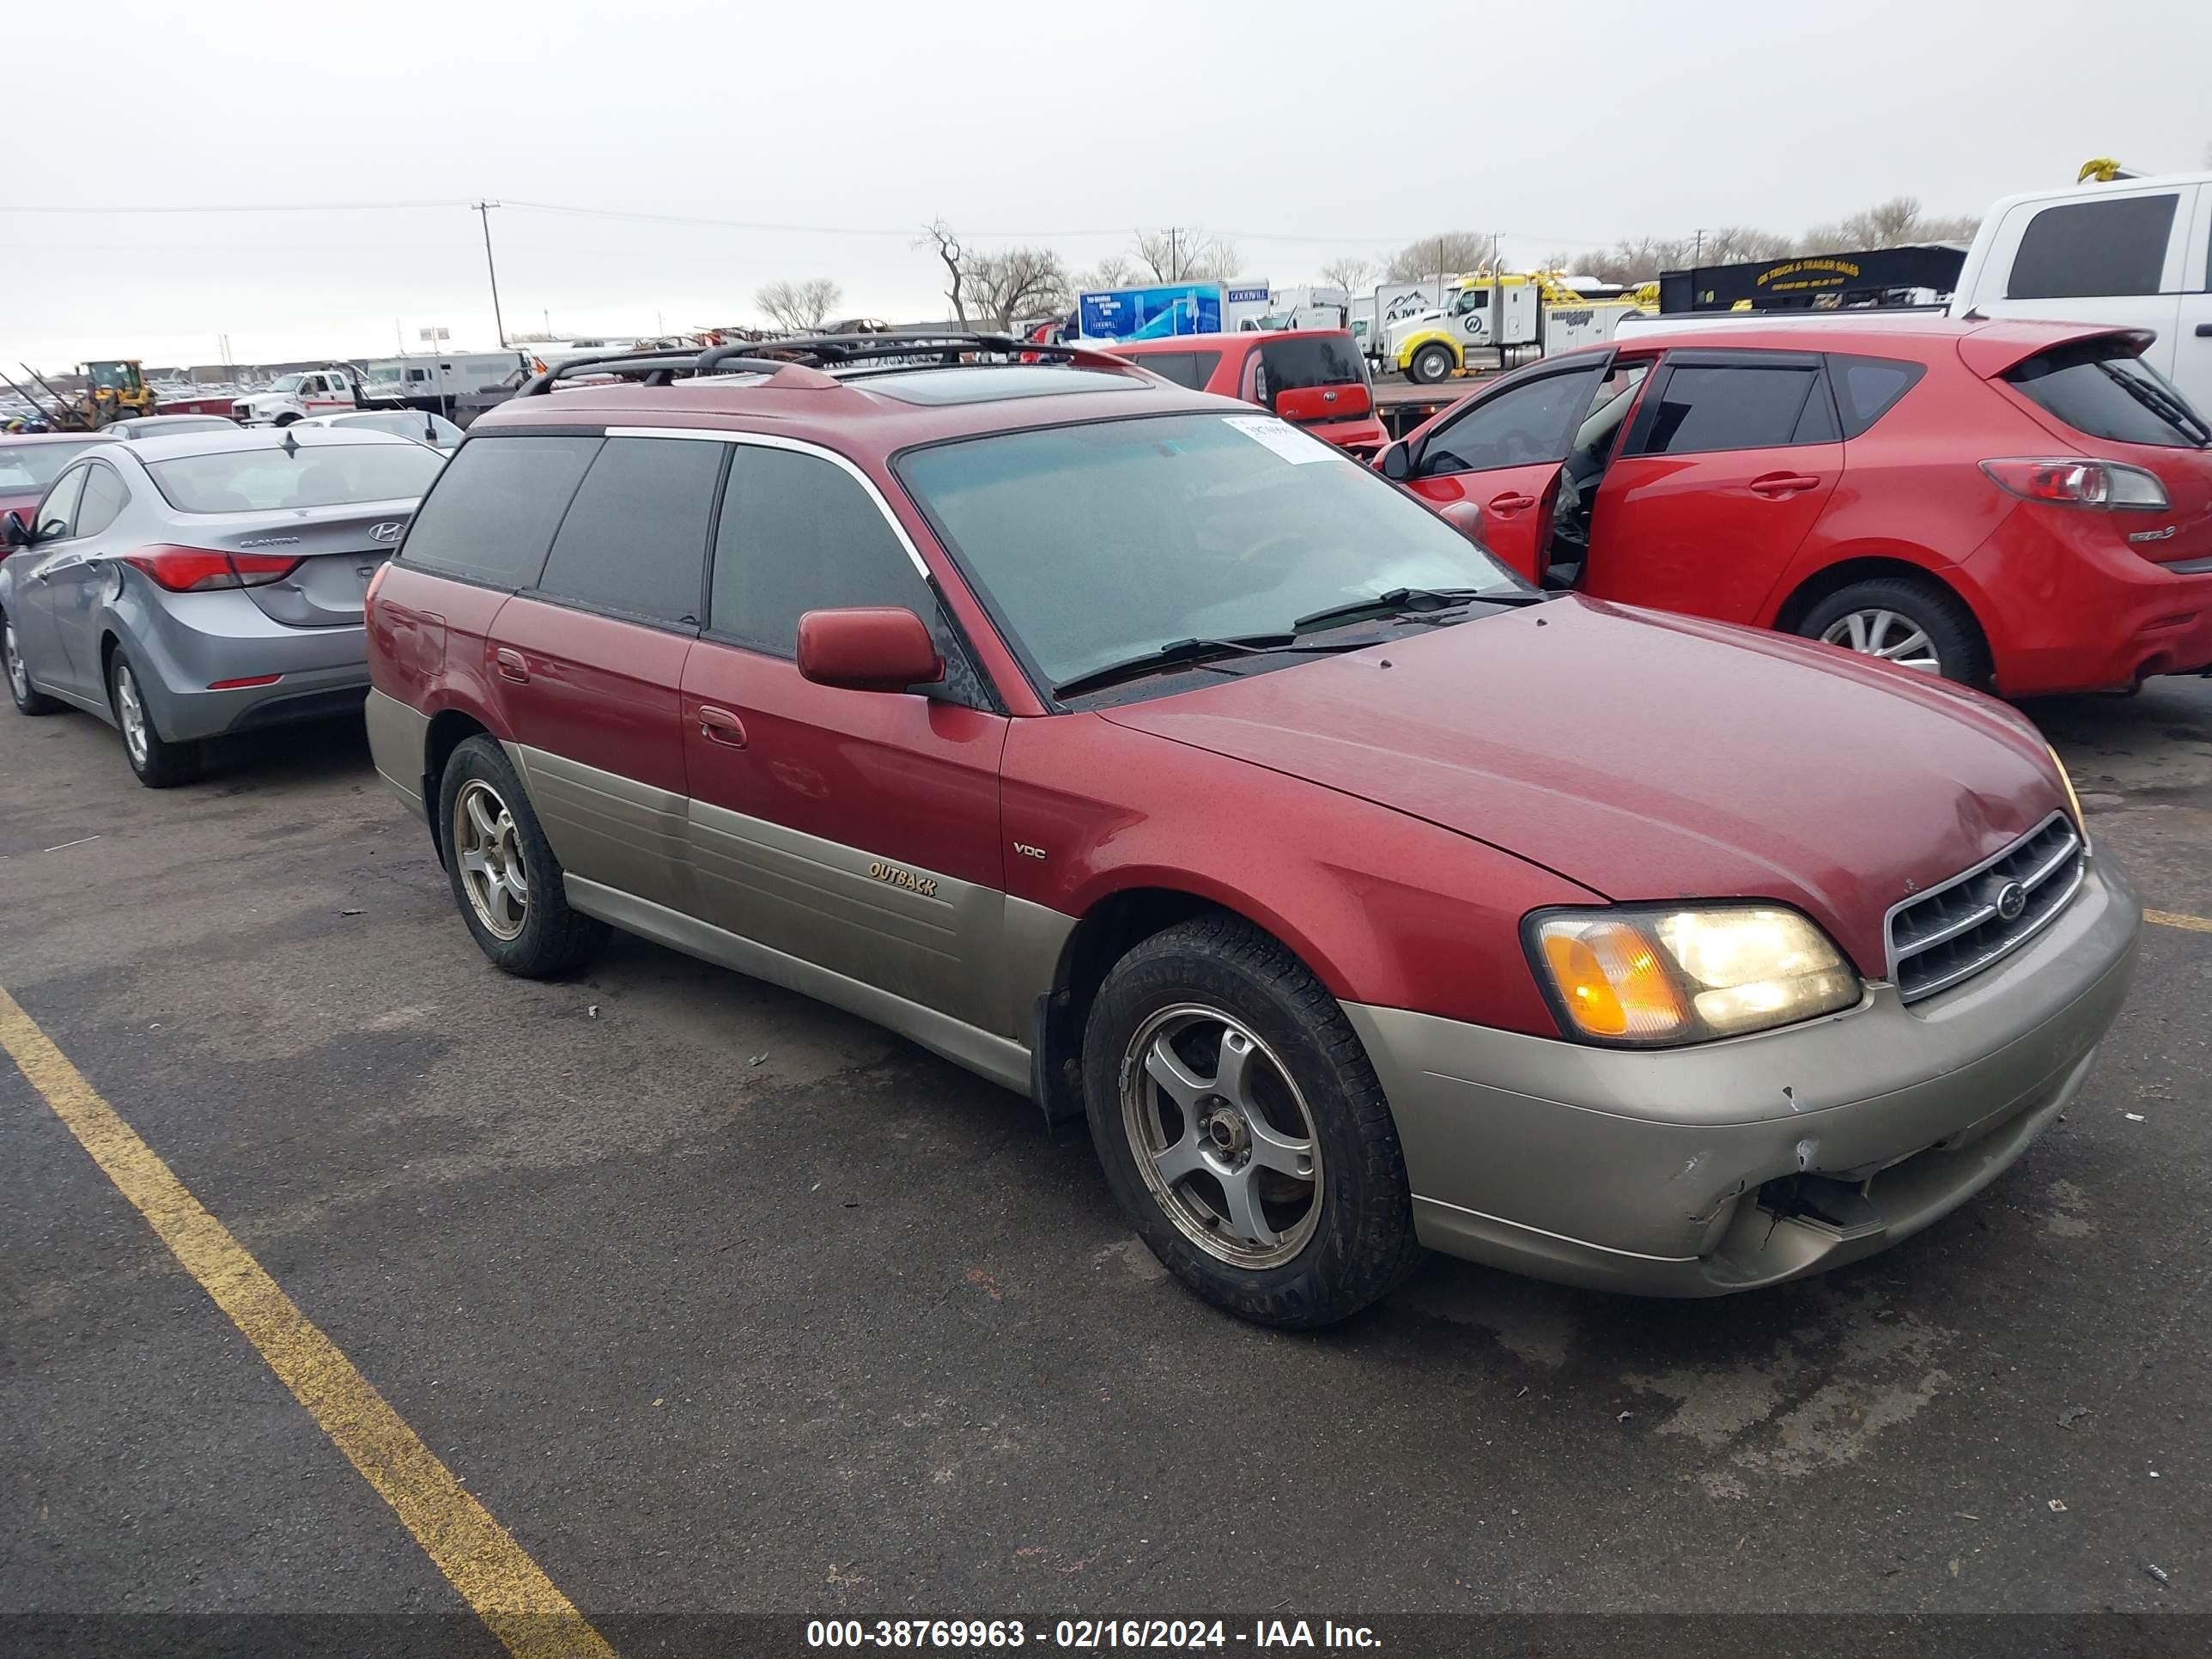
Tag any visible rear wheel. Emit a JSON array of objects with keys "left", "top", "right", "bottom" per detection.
[
  {"left": 437, "top": 735, "right": 608, "bottom": 976},
  {"left": 1083, "top": 914, "right": 1419, "bottom": 1329},
  {"left": 110, "top": 651, "right": 199, "bottom": 787},
  {"left": 1796, "top": 577, "right": 1987, "bottom": 684},
  {"left": 3, "top": 611, "right": 62, "bottom": 715},
  {"left": 1407, "top": 343, "right": 1456, "bottom": 386}
]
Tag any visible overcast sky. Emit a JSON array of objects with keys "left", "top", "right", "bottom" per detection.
[{"left": 5, "top": 0, "right": 2209, "bottom": 371}]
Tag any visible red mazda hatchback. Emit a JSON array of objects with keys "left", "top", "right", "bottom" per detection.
[
  {"left": 364, "top": 335, "right": 2138, "bottom": 1328},
  {"left": 1381, "top": 319, "right": 2212, "bottom": 696}
]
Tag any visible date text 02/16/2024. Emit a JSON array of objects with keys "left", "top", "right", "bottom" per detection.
[{"left": 805, "top": 1619, "right": 1382, "bottom": 1650}]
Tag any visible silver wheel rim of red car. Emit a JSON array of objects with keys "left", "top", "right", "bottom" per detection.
[
  {"left": 3, "top": 621, "right": 26, "bottom": 702},
  {"left": 1121, "top": 1003, "right": 1323, "bottom": 1269},
  {"left": 1821, "top": 608, "right": 1942, "bottom": 674},
  {"left": 453, "top": 780, "right": 531, "bottom": 941},
  {"left": 114, "top": 666, "right": 149, "bottom": 766}
]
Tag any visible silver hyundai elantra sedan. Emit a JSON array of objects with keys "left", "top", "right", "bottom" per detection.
[{"left": 0, "top": 426, "right": 445, "bottom": 786}]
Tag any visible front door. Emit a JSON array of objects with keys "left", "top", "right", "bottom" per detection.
[
  {"left": 1402, "top": 356, "right": 1613, "bottom": 580},
  {"left": 46, "top": 459, "right": 132, "bottom": 695},
  {"left": 491, "top": 433, "right": 724, "bottom": 913},
  {"left": 681, "top": 437, "right": 1011, "bottom": 1033},
  {"left": 1580, "top": 350, "right": 1843, "bottom": 624},
  {"left": 9, "top": 464, "right": 91, "bottom": 697}
]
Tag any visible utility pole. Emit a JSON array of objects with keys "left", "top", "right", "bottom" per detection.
[{"left": 473, "top": 201, "right": 507, "bottom": 348}]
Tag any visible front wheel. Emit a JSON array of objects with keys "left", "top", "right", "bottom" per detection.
[
  {"left": 110, "top": 650, "right": 199, "bottom": 787},
  {"left": 3, "top": 611, "right": 62, "bottom": 715},
  {"left": 1083, "top": 914, "right": 1419, "bottom": 1329},
  {"left": 1796, "top": 577, "right": 1987, "bottom": 684},
  {"left": 436, "top": 735, "right": 608, "bottom": 976},
  {"left": 1407, "top": 343, "right": 1456, "bottom": 386}
]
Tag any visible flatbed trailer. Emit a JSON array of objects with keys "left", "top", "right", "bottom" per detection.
[{"left": 1371, "top": 372, "right": 1496, "bottom": 439}]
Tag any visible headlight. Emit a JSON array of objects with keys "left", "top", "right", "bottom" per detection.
[
  {"left": 2046, "top": 745, "right": 2090, "bottom": 851},
  {"left": 1528, "top": 905, "right": 1861, "bottom": 1047}
]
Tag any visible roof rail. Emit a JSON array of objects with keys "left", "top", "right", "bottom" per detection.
[{"left": 520, "top": 331, "right": 1133, "bottom": 396}]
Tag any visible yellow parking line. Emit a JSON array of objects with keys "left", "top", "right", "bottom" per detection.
[
  {"left": 0, "top": 988, "right": 617, "bottom": 1659},
  {"left": 2147, "top": 909, "right": 2212, "bottom": 933}
]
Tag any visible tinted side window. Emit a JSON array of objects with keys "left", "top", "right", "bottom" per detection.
[
  {"left": 1418, "top": 368, "right": 1601, "bottom": 476},
  {"left": 708, "top": 447, "right": 930, "bottom": 653},
  {"left": 535, "top": 437, "right": 723, "bottom": 626},
  {"left": 75, "top": 465, "right": 129, "bottom": 538},
  {"left": 1635, "top": 365, "right": 1820, "bottom": 454},
  {"left": 2008, "top": 194, "right": 2177, "bottom": 299},
  {"left": 35, "top": 466, "right": 88, "bottom": 539},
  {"left": 1133, "top": 352, "right": 1209, "bottom": 391},
  {"left": 398, "top": 435, "right": 601, "bottom": 589},
  {"left": 1828, "top": 356, "right": 1927, "bottom": 437}
]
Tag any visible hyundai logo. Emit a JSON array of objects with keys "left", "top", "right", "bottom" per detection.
[
  {"left": 368, "top": 521, "right": 406, "bottom": 543},
  {"left": 1994, "top": 880, "right": 2027, "bottom": 923}
]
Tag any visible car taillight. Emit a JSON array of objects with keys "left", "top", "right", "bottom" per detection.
[
  {"left": 123, "top": 544, "right": 304, "bottom": 592},
  {"left": 1979, "top": 458, "right": 2169, "bottom": 510}
]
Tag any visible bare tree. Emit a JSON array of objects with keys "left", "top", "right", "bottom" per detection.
[
  {"left": 967, "top": 246, "right": 1073, "bottom": 331},
  {"left": 1319, "top": 254, "right": 1378, "bottom": 295},
  {"left": 918, "top": 219, "right": 969, "bottom": 326},
  {"left": 1798, "top": 197, "right": 1976, "bottom": 253},
  {"left": 1074, "top": 253, "right": 1137, "bottom": 290},
  {"left": 1134, "top": 228, "right": 1240, "bottom": 282},
  {"left": 1698, "top": 226, "right": 1792, "bottom": 264},
  {"left": 1385, "top": 232, "right": 1492, "bottom": 283},
  {"left": 755, "top": 278, "right": 842, "bottom": 333}
]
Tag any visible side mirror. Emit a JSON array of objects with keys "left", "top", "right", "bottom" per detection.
[
  {"left": 1437, "top": 501, "right": 1486, "bottom": 544},
  {"left": 1379, "top": 441, "right": 1413, "bottom": 482},
  {"left": 796, "top": 606, "right": 942, "bottom": 693},
  {"left": 2, "top": 510, "right": 28, "bottom": 549}
]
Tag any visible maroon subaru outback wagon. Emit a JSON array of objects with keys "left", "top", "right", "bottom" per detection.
[{"left": 363, "top": 334, "right": 2139, "bottom": 1328}]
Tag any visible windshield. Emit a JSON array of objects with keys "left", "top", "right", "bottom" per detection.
[
  {"left": 897, "top": 412, "right": 1523, "bottom": 693},
  {"left": 2008, "top": 342, "right": 2211, "bottom": 449},
  {"left": 266, "top": 374, "right": 307, "bottom": 395},
  {"left": 146, "top": 442, "right": 444, "bottom": 513},
  {"left": 334, "top": 410, "right": 460, "bottom": 443},
  {"left": 87, "top": 363, "right": 133, "bottom": 390},
  {"left": 0, "top": 439, "right": 110, "bottom": 491}
]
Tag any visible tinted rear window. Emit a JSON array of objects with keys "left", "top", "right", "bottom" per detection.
[
  {"left": 1124, "top": 350, "right": 1221, "bottom": 391},
  {"left": 1636, "top": 364, "right": 1821, "bottom": 454},
  {"left": 398, "top": 434, "right": 601, "bottom": 588},
  {"left": 2007, "top": 342, "right": 2211, "bottom": 450},
  {"left": 534, "top": 436, "right": 722, "bottom": 625},
  {"left": 2007, "top": 194, "right": 2176, "bottom": 300},
  {"left": 146, "top": 443, "right": 445, "bottom": 513},
  {"left": 1255, "top": 336, "right": 1367, "bottom": 411},
  {"left": 1827, "top": 356, "right": 1927, "bottom": 438}
]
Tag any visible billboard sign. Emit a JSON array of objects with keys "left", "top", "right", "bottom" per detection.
[{"left": 1079, "top": 283, "right": 1223, "bottom": 342}]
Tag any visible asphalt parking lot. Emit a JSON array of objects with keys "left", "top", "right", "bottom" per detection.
[{"left": 3, "top": 673, "right": 2209, "bottom": 1651}]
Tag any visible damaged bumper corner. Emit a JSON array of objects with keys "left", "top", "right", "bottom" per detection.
[{"left": 1345, "top": 855, "right": 2142, "bottom": 1297}]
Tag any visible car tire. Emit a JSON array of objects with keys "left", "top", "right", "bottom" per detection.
[
  {"left": 1407, "top": 343, "right": 1455, "bottom": 386},
  {"left": 1082, "top": 913, "right": 1420, "bottom": 1329},
  {"left": 1796, "top": 577, "right": 1987, "bottom": 684},
  {"left": 3, "top": 609, "right": 63, "bottom": 715},
  {"left": 436, "top": 734, "right": 608, "bottom": 977},
  {"left": 109, "top": 650, "right": 199, "bottom": 787}
]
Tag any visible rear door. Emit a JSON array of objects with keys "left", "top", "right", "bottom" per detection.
[
  {"left": 1972, "top": 183, "right": 2195, "bottom": 386},
  {"left": 1401, "top": 356, "right": 1613, "bottom": 580},
  {"left": 1249, "top": 335, "right": 1376, "bottom": 440},
  {"left": 495, "top": 431, "right": 726, "bottom": 913},
  {"left": 1581, "top": 349, "right": 1843, "bottom": 622},
  {"left": 681, "top": 436, "right": 1012, "bottom": 1032}
]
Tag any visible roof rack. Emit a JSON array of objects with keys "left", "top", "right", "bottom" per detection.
[{"left": 520, "top": 331, "right": 1128, "bottom": 397}]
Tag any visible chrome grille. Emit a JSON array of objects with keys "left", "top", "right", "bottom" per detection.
[{"left": 1887, "top": 813, "right": 2084, "bottom": 1004}]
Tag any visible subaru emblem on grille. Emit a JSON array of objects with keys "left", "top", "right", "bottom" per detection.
[
  {"left": 1994, "top": 880, "right": 2027, "bottom": 922},
  {"left": 368, "top": 521, "right": 405, "bottom": 543}
]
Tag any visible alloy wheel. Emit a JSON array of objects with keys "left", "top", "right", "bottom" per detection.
[
  {"left": 1120, "top": 1003, "right": 1323, "bottom": 1269},
  {"left": 115, "top": 665, "right": 150, "bottom": 765},
  {"left": 453, "top": 779, "right": 531, "bottom": 941},
  {"left": 1821, "top": 607, "right": 1942, "bottom": 674},
  {"left": 4, "top": 621, "right": 27, "bottom": 702}
]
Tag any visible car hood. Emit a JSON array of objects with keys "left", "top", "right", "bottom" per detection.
[{"left": 1097, "top": 597, "right": 2067, "bottom": 979}]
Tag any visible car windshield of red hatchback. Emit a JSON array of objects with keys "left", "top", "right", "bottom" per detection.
[{"left": 896, "top": 410, "right": 1523, "bottom": 690}]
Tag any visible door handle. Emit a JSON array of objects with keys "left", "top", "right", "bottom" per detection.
[
  {"left": 1748, "top": 471, "right": 1822, "bottom": 497},
  {"left": 1487, "top": 492, "right": 1538, "bottom": 513},
  {"left": 494, "top": 647, "right": 529, "bottom": 684},
  {"left": 697, "top": 706, "right": 747, "bottom": 748},
  {"left": 2197, "top": 323, "right": 2212, "bottom": 337}
]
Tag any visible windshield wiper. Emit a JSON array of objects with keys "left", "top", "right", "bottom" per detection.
[
  {"left": 1051, "top": 635, "right": 1363, "bottom": 701},
  {"left": 2099, "top": 362, "right": 2212, "bottom": 447},
  {"left": 1291, "top": 585, "right": 1541, "bottom": 635}
]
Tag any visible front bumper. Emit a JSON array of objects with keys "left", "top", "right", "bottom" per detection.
[{"left": 1346, "top": 854, "right": 2141, "bottom": 1296}]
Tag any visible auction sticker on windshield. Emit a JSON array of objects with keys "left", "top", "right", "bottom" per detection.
[{"left": 1223, "top": 415, "right": 1331, "bottom": 463}]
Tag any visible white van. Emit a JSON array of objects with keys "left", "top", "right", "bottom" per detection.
[{"left": 1948, "top": 172, "right": 2212, "bottom": 411}]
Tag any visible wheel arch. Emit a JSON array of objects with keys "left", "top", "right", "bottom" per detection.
[
  {"left": 422, "top": 706, "right": 495, "bottom": 866},
  {"left": 1769, "top": 550, "right": 1994, "bottom": 654}
]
